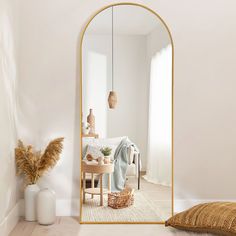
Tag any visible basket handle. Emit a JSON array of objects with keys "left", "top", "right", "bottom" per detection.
[{"left": 129, "top": 189, "right": 134, "bottom": 195}]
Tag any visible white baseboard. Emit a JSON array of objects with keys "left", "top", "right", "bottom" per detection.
[
  {"left": 0, "top": 201, "right": 20, "bottom": 236},
  {"left": 19, "top": 198, "right": 80, "bottom": 217},
  {"left": 56, "top": 199, "right": 80, "bottom": 216},
  {"left": 18, "top": 198, "right": 236, "bottom": 218}
]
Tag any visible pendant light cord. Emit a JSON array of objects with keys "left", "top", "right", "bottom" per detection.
[{"left": 112, "top": 6, "right": 114, "bottom": 91}]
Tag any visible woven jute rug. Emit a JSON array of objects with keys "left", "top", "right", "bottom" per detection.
[{"left": 81, "top": 192, "right": 162, "bottom": 222}]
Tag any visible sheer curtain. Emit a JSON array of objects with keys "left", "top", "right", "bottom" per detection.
[{"left": 144, "top": 45, "right": 172, "bottom": 186}]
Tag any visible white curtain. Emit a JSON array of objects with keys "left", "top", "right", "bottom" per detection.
[{"left": 144, "top": 45, "right": 172, "bottom": 186}]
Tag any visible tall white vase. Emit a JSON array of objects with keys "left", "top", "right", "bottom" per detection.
[
  {"left": 37, "top": 188, "right": 56, "bottom": 225},
  {"left": 24, "top": 184, "right": 40, "bottom": 221}
]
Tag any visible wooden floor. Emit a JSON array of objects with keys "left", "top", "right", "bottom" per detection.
[
  {"left": 10, "top": 217, "right": 214, "bottom": 236},
  {"left": 10, "top": 217, "right": 80, "bottom": 236}
]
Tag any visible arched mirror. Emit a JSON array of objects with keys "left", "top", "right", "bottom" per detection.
[{"left": 80, "top": 3, "right": 173, "bottom": 223}]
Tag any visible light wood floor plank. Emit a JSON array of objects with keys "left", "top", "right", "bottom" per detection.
[
  {"left": 10, "top": 217, "right": 214, "bottom": 236},
  {"left": 30, "top": 217, "right": 80, "bottom": 236},
  {"left": 9, "top": 218, "right": 37, "bottom": 236}
]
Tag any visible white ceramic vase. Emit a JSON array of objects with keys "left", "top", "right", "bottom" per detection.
[
  {"left": 24, "top": 184, "right": 40, "bottom": 221},
  {"left": 37, "top": 188, "right": 56, "bottom": 225},
  {"left": 104, "top": 156, "right": 111, "bottom": 164}
]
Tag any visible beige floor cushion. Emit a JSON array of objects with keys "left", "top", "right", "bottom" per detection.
[{"left": 165, "top": 202, "right": 236, "bottom": 236}]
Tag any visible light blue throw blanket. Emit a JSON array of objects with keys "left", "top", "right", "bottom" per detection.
[{"left": 99, "top": 137, "right": 139, "bottom": 192}]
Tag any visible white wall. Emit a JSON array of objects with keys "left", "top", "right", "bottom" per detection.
[
  {"left": 0, "top": 0, "right": 19, "bottom": 234},
  {"left": 83, "top": 34, "right": 149, "bottom": 169},
  {"left": 147, "top": 26, "right": 171, "bottom": 63},
  {"left": 17, "top": 0, "right": 236, "bottom": 216},
  {"left": 107, "top": 35, "right": 148, "bottom": 171},
  {"left": 17, "top": 0, "right": 81, "bottom": 215},
  {"left": 82, "top": 35, "right": 110, "bottom": 138}
]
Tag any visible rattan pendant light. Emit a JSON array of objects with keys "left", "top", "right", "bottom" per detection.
[{"left": 108, "top": 6, "right": 117, "bottom": 109}]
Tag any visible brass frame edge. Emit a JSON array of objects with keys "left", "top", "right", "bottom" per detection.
[{"left": 79, "top": 2, "right": 175, "bottom": 224}]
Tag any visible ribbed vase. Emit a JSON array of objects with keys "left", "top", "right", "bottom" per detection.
[
  {"left": 108, "top": 91, "right": 117, "bottom": 109},
  {"left": 87, "top": 109, "right": 95, "bottom": 134}
]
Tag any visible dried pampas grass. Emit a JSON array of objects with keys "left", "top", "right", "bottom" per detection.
[{"left": 15, "top": 137, "right": 64, "bottom": 185}]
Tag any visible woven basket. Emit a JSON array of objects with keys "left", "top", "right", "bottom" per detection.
[{"left": 108, "top": 188, "right": 134, "bottom": 209}]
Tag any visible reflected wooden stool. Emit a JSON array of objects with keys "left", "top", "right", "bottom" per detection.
[{"left": 82, "top": 160, "right": 114, "bottom": 206}]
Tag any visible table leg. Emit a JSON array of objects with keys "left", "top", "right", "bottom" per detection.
[
  {"left": 91, "top": 173, "right": 94, "bottom": 199},
  {"left": 100, "top": 174, "right": 103, "bottom": 206},
  {"left": 138, "top": 153, "right": 141, "bottom": 190},
  {"left": 108, "top": 173, "right": 111, "bottom": 192},
  {"left": 83, "top": 172, "right": 86, "bottom": 203}
]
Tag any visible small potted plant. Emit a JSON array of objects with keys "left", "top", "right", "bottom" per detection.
[
  {"left": 100, "top": 147, "right": 112, "bottom": 164},
  {"left": 15, "top": 137, "right": 64, "bottom": 222}
]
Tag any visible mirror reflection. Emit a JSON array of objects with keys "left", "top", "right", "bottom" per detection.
[{"left": 81, "top": 4, "right": 173, "bottom": 223}]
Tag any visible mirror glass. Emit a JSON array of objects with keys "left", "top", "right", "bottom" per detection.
[{"left": 81, "top": 4, "right": 173, "bottom": 223}]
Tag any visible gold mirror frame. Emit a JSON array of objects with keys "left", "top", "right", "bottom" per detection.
[{"left": 79, "top": 2, "right": 174, "bottom": 224}]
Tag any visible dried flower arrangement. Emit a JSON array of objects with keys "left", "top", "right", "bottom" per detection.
[{"left": 15, "top": 137, "right": 64, "bottom": 185}]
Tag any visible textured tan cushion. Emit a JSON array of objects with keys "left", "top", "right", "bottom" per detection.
[{"left": 165, "top": 202, "right": 236, "bottom": 236}]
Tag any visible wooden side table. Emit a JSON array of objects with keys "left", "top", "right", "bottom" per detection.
[
  {"left": 82, "top": 161, "right": 114, "bottom": 206},
  {"left": 82, "top": 133, "right": 99, "bottom": 138}
]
